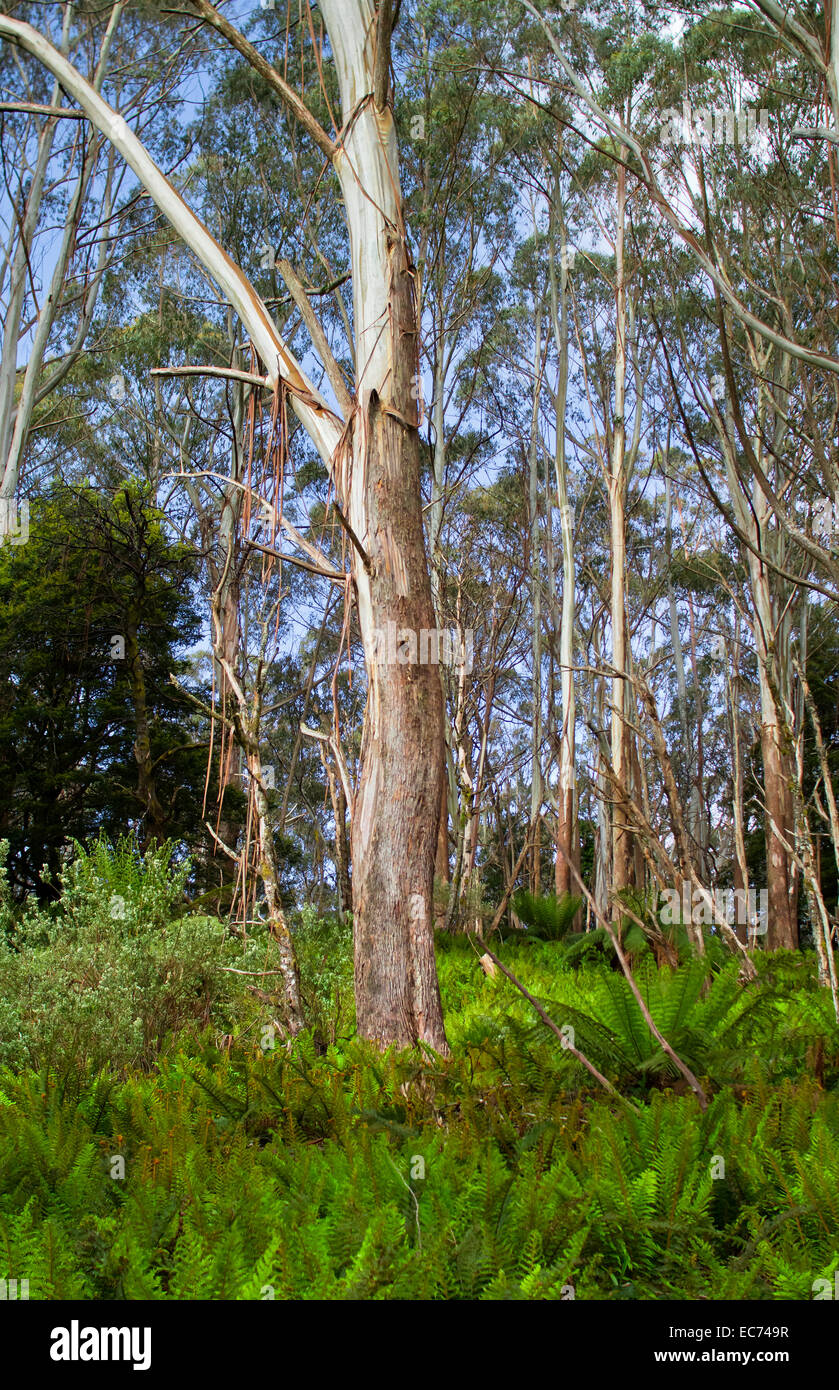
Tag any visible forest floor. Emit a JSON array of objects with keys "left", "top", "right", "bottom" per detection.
[{"left": 1, "top": 872, "right": 837, "bottom": 1300}]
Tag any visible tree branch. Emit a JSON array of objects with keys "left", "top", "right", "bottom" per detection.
[
  {"left": 373, "top": 0, "right": 394, "bottom": 112},
  {"left": 276, "top": 258, "right": 354, "bottom": 417},
  {"left": 184, "top": 0, "right": 338, "bottom": 159}
]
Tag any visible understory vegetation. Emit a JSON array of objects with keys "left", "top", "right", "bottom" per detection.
[{"left": 1, "top": 842, "right": 837, "bottom": 1301}]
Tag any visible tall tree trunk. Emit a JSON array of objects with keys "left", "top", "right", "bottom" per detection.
[
  {"left": 246, "top": 738, "right": 303, "bottom": 1030},
  {"left": 211, "top": 580, "right": 304, "bottom": 1031},
  {"left": 685, "top": 589, "right": 711, "bottom": 877},
  {"left": 728, "top": 613, "right": 751, "bottom": 945},
  {"left": 665, "top": 470, "right": 694, "bottom": 843},
  {"left": 759, "top": 681, "right": 798, "bottom": 948},
  {"left": 547, "top": 198, "right": 578, "bottom": 899},
  {"left": 718, "top": 345, "right": 799, "bottom": 951},
  {"left": 609, "top": 158, "right": 634, "bottom": 911},
  {"left": 2, "top": 0, "right": 448, "bottom": 1048},
  {"left": 592, "top": 626, "right": 611, "bottom": 919},
  {"left": 528, "top": 306, "right": 543, "bottom": 891},
  {"left": 428, "top": 328, "right": 456, "bottom": 926},
  {"left": 435, "top": 776, "right": 450, "bottom": 884},
  {"left": 324, "top": 0, "right": 447, "bottom": 1049}
]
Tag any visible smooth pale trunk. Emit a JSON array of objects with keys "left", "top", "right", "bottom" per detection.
[
  {"left": 757, "top": 666, "right": 798, "bottom": 949},
  {"left": 719, "top": 391, "right": 798, "bottom": 951},
  {"left": 728, "top": 617, "right": 751, "bottom": 944},
  {"left": 213, "top": 570, "right": 304, "bottom": 1031},
  {"left": 549, "top": 213, "right": 577, "bottom": 899},
  {"left": 593, "top": 653, "right": 611, "bottom": 917},
  {"left": 665, "top": 472, "right": 696, "bottom": 850},
  {"left": 609, "top": 162, "right": 633, "bottom": 907},
  {"left": 429, "top": 345, "right": 454, "bottom": 913},
  {"left": 529, "top": 308, "right": 543, "bottom": 889},
  {"left": 685, "top": 591, "right": 711, "bottom": 876},
  {"left": 555, "top": 486, "right": 577, "bottom": 898},
  {"left": 248, "top": 743, "right": 302, "bottom": 1028}
]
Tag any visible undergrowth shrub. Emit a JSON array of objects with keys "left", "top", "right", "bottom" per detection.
[
  {"left": 438, "top": 938, "right": 839, "bottom": 1093},
  {"left": 293, "top": 906, "right": 354, "bottom": 1046},
  {"left": 510, "top": 890, "right": 582, "bottom": 941},
  {"left": 0, "top": 839, "right": 300, "bottom": 1073}
]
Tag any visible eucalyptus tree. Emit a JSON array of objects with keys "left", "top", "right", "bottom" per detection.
[
  {"left": 0, "top": 0, "right": 453, "bottom": 1048},
  {"left": 484, "top": 0, "right": 666, "bottom": 912},
  {"left": 395, "top": 0, "right": 519, "bottom": 895}
]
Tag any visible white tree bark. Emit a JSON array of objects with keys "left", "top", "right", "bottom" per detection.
[
  {"left": 528, "top": 305, "right": 544, "bottom": 887},
  {"left": 547, "top": 198, "right": 577, "bottom": 899},
  {"left": 609, "top": 157, "right": 633, "bottom": 907}
]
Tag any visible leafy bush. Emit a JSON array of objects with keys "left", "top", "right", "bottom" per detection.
[
  {"left": 293, "top": 905, "right": 354, "bottom": 1045},
  {"left": 0, "top": 839, "right": 286, "bottom": 1073}
]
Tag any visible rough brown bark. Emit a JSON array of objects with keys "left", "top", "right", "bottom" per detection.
[
  {"left": 322, "top": 1, "right": 449, "bottom": 1051},
  {"left": 554, "top": 786, "right": 576, "bottom": 897},
  {"left": 350, "top": 362, "right": 447, "bottom": 1050},
  {"left": 761, "top": 715, "right": 799, "bottom": 949}
]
